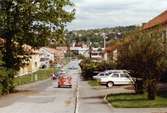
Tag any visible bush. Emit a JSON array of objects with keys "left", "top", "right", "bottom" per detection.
[{"left": 79, "top": 58, "right": 116, "bottom": 80}]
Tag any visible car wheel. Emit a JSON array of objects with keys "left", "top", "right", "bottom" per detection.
[{"left": 106, "top": 82, "right": 114, "bottom": 88}]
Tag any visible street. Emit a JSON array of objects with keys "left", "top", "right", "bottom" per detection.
[{"left": 0, "top": 60, "right": 80, "bottom": 113}]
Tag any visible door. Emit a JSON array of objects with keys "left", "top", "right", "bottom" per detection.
[
  {"left": 120, "top": 73, "right": 132, "bottom": 84},
  {"left": 111, "top": 73, "right": 120, "bottom": 84}
]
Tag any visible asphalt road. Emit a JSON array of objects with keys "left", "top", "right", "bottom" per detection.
[{"left": 0, "top": 60, "right": 80, "bottom": 113}]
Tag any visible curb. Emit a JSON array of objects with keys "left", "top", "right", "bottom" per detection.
[
  {"left": 104, "top": 94, "right": 113, "bottom": 108},
  {"left": 74, "top": 77, "right": 79, "bottom": 113}
]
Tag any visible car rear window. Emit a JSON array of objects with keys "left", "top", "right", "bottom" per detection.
[{"left": 120, "top": 74, "right": 130, "bottom": 78}]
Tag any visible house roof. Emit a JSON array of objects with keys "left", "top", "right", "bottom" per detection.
[
  {"left": 44, "top": 47, "right": 65, "bottom": 57},
  {"left": 143, "top": 10, "right": 167, "bottom": 30}
]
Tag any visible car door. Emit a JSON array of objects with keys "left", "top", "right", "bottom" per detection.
[
  {"left": 111, "top": 73, "right": 120, "bottom": 84},
  {"left": 120, "top": 73, "right": 132, "bottom": 84}
]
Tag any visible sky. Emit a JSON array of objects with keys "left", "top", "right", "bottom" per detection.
[{"left": 67, "top": 0, "right": 167, "bottom": 30}]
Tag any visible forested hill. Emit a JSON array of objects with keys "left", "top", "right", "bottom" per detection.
[{"left": 66, "top": 25, "right": 140, "bottom": 47}]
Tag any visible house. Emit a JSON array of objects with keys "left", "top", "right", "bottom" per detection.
[
  {"left": 17, "top": 45, "right": 40, "bottom": 76},
  {"left": 143, "top": 10, "right": 167, "bottom": 30},
  {"left": 39, "top": 47, "right": 55, "bottom": 68},
  {"left": 91, "top": 48, "right": 104, "bottom": 60},
  {"left": 0, "top": 39, "right": 41, "bottom": 76},
  {"left": 55, "top": 47, "right": 67, "bottom": 63},
  {"left": 39, "top": 47, "right": 67, "bottom": 67},
  {"left": 143, "top": 10, "right": 167, "bottom": 40},
  {"left": 106, "top": 45, "right": 119, "bottom": 62},
  {"left": 70, "top": 46, "right": 89, "bottom": 57}
]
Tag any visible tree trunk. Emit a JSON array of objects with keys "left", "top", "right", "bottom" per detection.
[
  {"left": 147, "top": 80, "right": 156, "bottom": 100},
  {"left": 2, "top": 33, "right": 15, "bottom": 93},
  {"left": 134, "top": 78, "right": 144, "bottom": 94}
]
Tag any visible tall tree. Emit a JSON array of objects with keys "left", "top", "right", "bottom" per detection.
[
  {"left": 117, "top": 31, "right": 167, "bottom": 100},
  {"left": 0, "top": 0, "right": 75, "bottom": 93}
]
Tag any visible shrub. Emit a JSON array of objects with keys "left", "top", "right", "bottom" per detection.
[{"left": 79, "top": 58, "right": 116, "bottom": 80}]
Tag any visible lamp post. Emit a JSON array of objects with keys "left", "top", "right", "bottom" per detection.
[
  {"left": 89, "top": 42, "right": 92, "bottom": 59},
  {"left": 101, "top": 33, "right": 108, "bottom": 61}
]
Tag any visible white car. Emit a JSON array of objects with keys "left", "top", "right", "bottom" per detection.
[
  {"left": 105, "top": 70, "right": 130, "bottom": 74},
  {"left": 93, "top": 70, "right": 130, "bottom": 80},
  {"left": 99, "top": 73, "right": 134, "bottom": 88},
  {"left": 93, "top": 72, "right": 109, "bottom": 80}
]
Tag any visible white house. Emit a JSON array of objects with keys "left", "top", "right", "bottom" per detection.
[
  {"left": 70, "top": 47, "right": 89, "bottom": 57},
  {"left": 39, "top": 47, "right": 55, "bottom": 68}
]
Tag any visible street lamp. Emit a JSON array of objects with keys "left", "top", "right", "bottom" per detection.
[
  {"left": 101, "top": 33, "right": 108, "bottom": 61},
  {"left": 89, "top": 42, "right": 92, "bottom": 59}
]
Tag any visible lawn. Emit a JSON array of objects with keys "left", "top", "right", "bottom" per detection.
[
  {"left": 88, "top": 80, "right": 100, "bottom": 87},
  {"left": 14, "top": 68, "right": 53, "bottom": 86},
  {"left": 107, "top": 92, "right": 167, "bottom": 108}
]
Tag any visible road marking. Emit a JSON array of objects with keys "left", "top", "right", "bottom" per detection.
[{"left": 74, "top": 76, "right": 79, "bottom": 113}]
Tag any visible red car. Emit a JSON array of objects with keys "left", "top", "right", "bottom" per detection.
[{"left": 57, "top": 74, "right": 72, "bottom": 88}]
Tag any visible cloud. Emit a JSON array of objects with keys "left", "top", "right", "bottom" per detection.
[{"left": 67, "top": 0, "right": 167, "bottom": 30}]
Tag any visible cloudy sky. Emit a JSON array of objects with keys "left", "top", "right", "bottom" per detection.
[{"left": 67, "top": 0, "right": 167, "bottom": 30}]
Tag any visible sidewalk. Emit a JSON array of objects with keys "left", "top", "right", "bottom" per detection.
[{"left": 79, "top": 80, "right": 167, "bottom": 113}]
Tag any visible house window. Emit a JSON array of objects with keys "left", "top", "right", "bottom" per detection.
[{"left": 35, "top": 62, "right": 37, "bottom": 67}]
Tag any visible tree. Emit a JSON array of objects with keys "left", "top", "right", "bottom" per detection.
[
  {"left": 0, "top": 0, "right": 75, "bottom": 94},
  {"left": 117, "top": 31, "right": 167, "bottom": 100}
]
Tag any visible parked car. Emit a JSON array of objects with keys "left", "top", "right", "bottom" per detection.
[
  {"left": 93, "top": 72, "right": 109, "bottom": 80},
  {"left": 105, "top": 70, "right": 130, "bottom": 74},
  {"left": 57, "top": 74, "right": 72, "bottom": 88},
  {"left": 98, "top": 72, "right": 134, "bottom": 88},
  {"left": 93, "top": 70, "right": 130, "bottom": 80}
]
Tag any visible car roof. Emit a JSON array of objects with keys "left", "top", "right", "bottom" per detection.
[{"left": 105, "top": 70, "right": 130, "bottom": 73}]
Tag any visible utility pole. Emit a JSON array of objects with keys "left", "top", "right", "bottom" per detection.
[
  {"left": 89, "top": 42, "right": 92, "bottom": 59},
  {"left": 101, "top": 33, "right": 108, "bottom": 61}
]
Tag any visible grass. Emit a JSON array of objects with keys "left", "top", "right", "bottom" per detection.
[
  {"left": 14, "top": 68, "right": 53, "bottom": 86},
  {"left": 88, "top": 80, "right": 100, "bottom": 87},
  {"left": 107, "top": 92, "right": 167, "bottom": 108}
]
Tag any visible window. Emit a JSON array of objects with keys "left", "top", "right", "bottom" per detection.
[
  {"left": 120, "top": 74, "right": 129, "bottom": 78},
  {"left": 99, "top": 73, "right": 105, "bottom": 76},
  {"left": 35, "top": 62, "right": 37, "bottom": 67},
  {"left": 105, "top": 73, "right": 110, "bottom": 76},
  {"left": 112, "top": 74, "right": 119, "bottom": 78}
]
